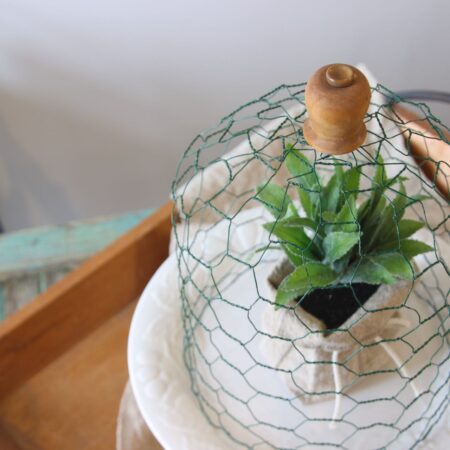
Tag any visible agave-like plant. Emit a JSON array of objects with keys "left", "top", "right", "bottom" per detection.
[{"left": 256, "top": 144, "right": 433, "bottom": 306}]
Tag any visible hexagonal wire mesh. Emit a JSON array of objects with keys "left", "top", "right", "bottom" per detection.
[{"left": 171, "top": 82, "right": 449, "bottom": 449}]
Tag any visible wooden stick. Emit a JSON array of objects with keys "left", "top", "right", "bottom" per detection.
[
  {"left": 392, "top": 103, "right": 450, "bottom": 198},
  {"left": 0, "top": 202, "right": 173, "bottom": 400}
]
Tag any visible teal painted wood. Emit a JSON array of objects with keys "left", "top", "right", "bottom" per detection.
[
  {"left": 0, "top": 286, "right": 5, "bottom": 321},
  {"left": 0, "top": 208, "right": 154, "bottom": 320},
  {"left": 0, "top": 209, "right": 154, "bottom": 280}
]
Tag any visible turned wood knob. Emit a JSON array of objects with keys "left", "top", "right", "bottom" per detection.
[{"left": 304, "top": 64, "right": 371, "bottom": 155}]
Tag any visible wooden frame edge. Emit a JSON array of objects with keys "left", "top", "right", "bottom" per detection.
[
  {"left": 0, "top": 202, "right": 173, "bottom": 400},
  {"left": 392, "top": 104, "right": 450, "bottom": 198}
]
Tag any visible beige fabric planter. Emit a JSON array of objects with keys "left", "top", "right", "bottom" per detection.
[{"left": 261, "top": 258, "right": 412, "bottom": 403}]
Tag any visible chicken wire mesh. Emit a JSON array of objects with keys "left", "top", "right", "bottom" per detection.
[{"left": 171, "top": 82, "right": 449, "bottom": 449}]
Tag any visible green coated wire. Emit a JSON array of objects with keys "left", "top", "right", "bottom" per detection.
[{"left": 172, "top": 83, "right": 449, "bottom": 450}]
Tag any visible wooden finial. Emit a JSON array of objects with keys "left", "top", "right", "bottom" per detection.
[{"left": 304, "top": 64, "right": 371, "bottom": 155}]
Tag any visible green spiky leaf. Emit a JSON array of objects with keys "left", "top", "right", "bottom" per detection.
[
  {"left": 343, "top": 166, "right": 361, "bottom": 196},
  {"left": 322, "top": 211, "right": 337, "bottom": 223},
  {"left": 370, "top": 154, "right": 387, "bottom": 208},
  {"left": 364, "top": 181, "right": 408, "bottom": 251},
  {"left": 276, "top": 262, "right": 337, "bottom": 306},
  {"left": 333, "top": 196, "right": 358, "bottom": 232},
  {"left": 263, "top": 217, "right": 317, "bottom": 233},
  {"left": 284, "top": 146, "right": 319, "bottom": 219},
  {"left": 284, "top": 146, "right": 318, "bottom": 189},
  {"left": 323, "top": 231, "right": 360, "bottom": 263},
  {"left": 263, "top": 218, "right": 319, "bottom": 264},
  {"left": 397, "top": 219, "right": 425, "bottom": 239},
  {"left": 255, "top": 183, "right": 294, "bottom": 219},
  {"left": 343, "top": 258, "right": 397, "bottom": 285},
  {"left": 321, "top": 166, "right": 343, "bottom": 214},
  {"left": 370, "top": 253, "right": 414, "bottom": 280},
  {"left": 375, "top": 238, "right": 434, "bottom": 258}
]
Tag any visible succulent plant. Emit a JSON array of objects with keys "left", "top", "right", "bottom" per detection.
[{"left": 255, "top": 144, "right": 433, "bottom": 307}]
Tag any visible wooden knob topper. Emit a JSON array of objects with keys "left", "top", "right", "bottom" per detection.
[{"left": 304, "top": 64, "right": 371, "bottom": 155}]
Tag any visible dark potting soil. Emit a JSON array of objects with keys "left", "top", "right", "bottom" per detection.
[{"left": 298, "top": 283, "right": 380, "bottom": 331}]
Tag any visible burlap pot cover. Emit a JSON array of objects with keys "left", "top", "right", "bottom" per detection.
[{"left": 261, "top": 258, "right": 412, "bottom": 403}]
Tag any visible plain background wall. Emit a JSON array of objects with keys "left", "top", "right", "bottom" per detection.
[{"left": 0, "top": 0, "right": 449, "bottom": 231}]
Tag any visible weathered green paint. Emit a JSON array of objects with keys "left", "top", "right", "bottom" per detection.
[
  {"left": 0, "top": 286, "right": 5, "bottom": 321},
  {"left": 0, "top": 209, "right": 154, "bottom": 279},
  {"left": 0, "top": 208, "right": 154, "bottom": 320}
]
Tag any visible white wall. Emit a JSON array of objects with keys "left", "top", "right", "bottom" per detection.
[{"left": 0, "top": 0, "right": 449, "bottom": 230}]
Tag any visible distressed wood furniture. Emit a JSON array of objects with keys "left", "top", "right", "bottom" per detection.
[
  {"left": 0, "top": 203, "right": 171, "bottom": 449},
  {"left": 0, "top": 209, "right": 153, "bottom": 321}
]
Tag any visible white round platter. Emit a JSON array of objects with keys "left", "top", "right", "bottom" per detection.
[
  {"left": 129, "top": 191, "right": 450, "bottom": 449},
  {"left": 128, "top": 252, "right": 449, "bottom": 450},
  {"left": 128, "top": 253, "right": 233, "bottom": 449}
]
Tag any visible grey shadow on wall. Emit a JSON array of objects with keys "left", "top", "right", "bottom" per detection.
[{"left": 0, "top": 112, "right": 76, "bottom": 232}]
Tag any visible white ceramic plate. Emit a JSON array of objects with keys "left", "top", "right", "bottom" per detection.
[
  {"left": 129, "top": 194, "right": 449, "bottom": 450},
  {"left": 128, "top": 253, "right": 235, "bottom": 449},
  {"left": 128, "top": 255, "right": 449, "bottom": 449}
]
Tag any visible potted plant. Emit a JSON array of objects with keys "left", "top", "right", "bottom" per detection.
[{"left": 256, "top": 144, "right": 433, "bottom": 402}]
